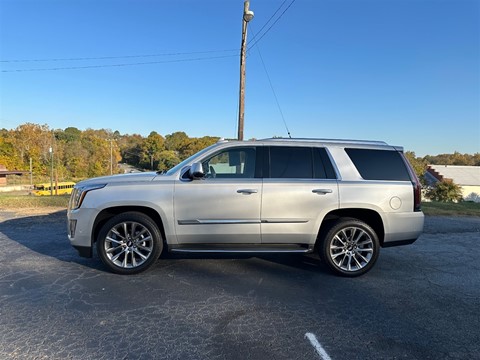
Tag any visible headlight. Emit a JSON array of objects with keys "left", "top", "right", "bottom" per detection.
[{"left": 69, "top": 184, "right": 106, "bottom": 210}]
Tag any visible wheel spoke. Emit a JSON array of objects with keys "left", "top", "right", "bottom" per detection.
[
  {"left": 122, "top": 250, "right": 129, "bottom": 267},
  {"left": 355, "top": 250, "right": 370, "bottom": 264},
  {"left": 111, "top": 228, "right": 125, "bottom": 240},
  {"left": 106, "top": 236, "right": 123, "bottom": 246},
  {"left": 133, "top": 229, "right": 148, "bottom": 241},
  {"left": 333, "top": 234, "right": 346, "bottom": 246},
  {"left": 111, "top": 248, "right": 127, "bottom": 262},
  {"left": 133, "top": 248, "right": 148, "bottom": 261},
  {"left": 352, "top": 254, "right": 363, "bottom": 269}
]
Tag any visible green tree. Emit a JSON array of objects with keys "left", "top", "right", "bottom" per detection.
[
  {"left": 405, "top": 151, "right": 427, "bottom": 182},
  {"left": 425, "top": 180, "right": 463, "bottom": 202},
  {"left": 141, "top": 131, "right": 166, "bottom": 169}
]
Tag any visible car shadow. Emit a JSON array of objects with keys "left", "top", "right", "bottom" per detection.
[
  {"left": 0, "top": 210, "right": 329, "bottom": 275},
  {"left": 0, "top": 210, "right": 104, "bottom": 271}
]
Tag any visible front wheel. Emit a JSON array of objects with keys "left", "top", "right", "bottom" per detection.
[
  {"left": 319, "top": 218, "right": 380, "bottom": 277},
  {"left": 96, "top": 212, "right": 163, "bottom": 275}
]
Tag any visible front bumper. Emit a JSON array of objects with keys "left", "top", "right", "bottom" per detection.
[{"left": 67, "top": 207, "right": 100, "bottom": 257}]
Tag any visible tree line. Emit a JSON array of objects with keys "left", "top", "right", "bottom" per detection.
[
  {"left": 0, "top": 123, "right": 219, "bottom": 182},
  {"left": 1, "top": 123, "right": 478, "bottom": 185}
]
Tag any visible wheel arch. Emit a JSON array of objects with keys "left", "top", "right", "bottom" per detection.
[
  {"left": 92, "top": 206, "right": 166, "bottom": 245},
  {"left": 317, "top": 208, "right": 385, "bottom": 245}
]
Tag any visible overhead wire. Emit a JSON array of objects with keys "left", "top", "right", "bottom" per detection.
[
  {"left": 247, "top": 0, "right": 289, "bottom": 46},
  {"left": 250, "top": 28, "right": 292, "bottom": 138},
  {"left": 1, "top": 53, "right": 239, "bottom": 73},
  {"left": 247, "top": 0, "right": 297, "bottom": 50},
  {"left": 0, "top": 49, "right": 239, "bottom": 63}
]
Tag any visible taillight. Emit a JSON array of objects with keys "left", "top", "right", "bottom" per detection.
[{"left": 400, "top": 153, "right": 422, "bottom": 212}]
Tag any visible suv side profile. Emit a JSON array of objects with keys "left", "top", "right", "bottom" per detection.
[{"left": 67, "top": 138, "right": 424, "bottom": 277}]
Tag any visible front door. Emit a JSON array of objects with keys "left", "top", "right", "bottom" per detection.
[{"left": 174, "top": 146, "right": 262, "bottom": 244}]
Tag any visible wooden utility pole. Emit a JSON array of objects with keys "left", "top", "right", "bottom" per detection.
[{"left": 238, "top": 1, "right": 254, "bottom": 141}]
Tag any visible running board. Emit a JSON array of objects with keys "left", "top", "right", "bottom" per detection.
[{"left": 168, "top": 243, "right": 314, "bottom": 254}]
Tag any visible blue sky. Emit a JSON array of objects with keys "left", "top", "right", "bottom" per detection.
[{"left": 0, "top": 0, "right": 479, "bottom": 156}]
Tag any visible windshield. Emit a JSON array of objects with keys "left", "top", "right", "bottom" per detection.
[{"left": 164, "top": 143, "right": 219, "bottom": 176}]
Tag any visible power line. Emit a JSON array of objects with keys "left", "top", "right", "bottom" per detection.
[
  {"left": 248, "top": 0, "right": 296, "bottom": 48},
  {"left": 252, "top": 31, "right": 292, "bottom": 138},
  {"left": 1, "top": 54, "right": 239, "bottom": 73},
  {"left": 0, "top": 49, "right": 239, "bottom": 63},
  {"left": 248, "top": 0, "right": 289, "bottom": 45}
]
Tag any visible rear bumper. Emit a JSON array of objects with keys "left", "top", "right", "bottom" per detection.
[{"left": 382, "top": 211, "right": 424, "bottom": 247}]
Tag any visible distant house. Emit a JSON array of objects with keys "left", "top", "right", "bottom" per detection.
[
  {"left": 425, "top": 165, "right": 480, "bottom": 202},
  {"left": 0, "top": 164, "right": 30, "bottom": 187}
]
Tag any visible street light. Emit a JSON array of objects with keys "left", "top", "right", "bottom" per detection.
[{"left": 237, "top": 1, "right": 254, "bottom": 141}]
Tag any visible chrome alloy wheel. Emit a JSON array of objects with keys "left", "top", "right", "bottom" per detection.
[
  {"left": 104, "top": 221, "right": 154, "bottom": 269},
  {"left": 329, "top": 226, "right": 374, "bottom": 272}
]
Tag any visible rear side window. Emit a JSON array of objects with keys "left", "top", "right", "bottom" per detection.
[
  {"left": 267, "top": 146, "right": 337, "bottom": 179},
  {"left": 270, "top": 146, "right": 312, "bottom": 178},
  {"left": 345, "top": 148, "right": 411, "bottom": 181}
]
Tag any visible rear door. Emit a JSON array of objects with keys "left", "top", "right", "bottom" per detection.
[{"left": 260, "top": 146, "right": 339, "bottom": 244}]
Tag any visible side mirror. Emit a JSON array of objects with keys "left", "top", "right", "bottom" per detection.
[{"left": 189, "top": 162, "right": 205, "bottom": 180}]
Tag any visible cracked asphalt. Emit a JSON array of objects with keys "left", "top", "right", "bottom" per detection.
[{"left": 0, "top": 210, "right": 479, "bottom": 360}]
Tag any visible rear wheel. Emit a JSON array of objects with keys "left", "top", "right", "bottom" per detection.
[
  {"left": 96, "top": 212, "right": 163, "bottom": 275},
  {"left": 319, "top": 218, "right": 380, "bottom": 277}
]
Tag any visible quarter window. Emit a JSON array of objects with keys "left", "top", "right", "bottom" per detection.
[{"left": 345, "top": 148, "right": 410, "bottom": 181}]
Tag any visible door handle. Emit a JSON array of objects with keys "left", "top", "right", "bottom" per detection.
[
  {"left": 237, "top": 189, "right": 258, "bottom": 194},
  {"left": 312, "top": 189, "right": 333, "bottom": 195}
]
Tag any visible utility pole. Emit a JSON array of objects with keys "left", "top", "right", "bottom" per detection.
[
  {"left": 109, "top": 139, "right": 113, "bottom": 175},
  {"left": 237, "top": 1, "right": 254, "bottom": 141},
  {"left": 49, "top": 146, "right": 53, "bottom": 196},
  {"left": 29, "top": 157, "right": 32, "bottom": 188}
]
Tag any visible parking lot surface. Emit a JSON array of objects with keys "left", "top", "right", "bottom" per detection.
[{"left": 0, "top": 209, "right": 479, "bottom": 360}]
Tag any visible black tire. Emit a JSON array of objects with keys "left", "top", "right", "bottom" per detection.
[
  {"left": 319, "top": 218, "right": 380, "bottom": 277},
  {"left": 96, "top": 212, "right": 163, "bottom": 275}
]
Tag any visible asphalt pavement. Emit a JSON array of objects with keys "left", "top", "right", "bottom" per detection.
[{"left": 0, "top": 210, "right": 479, "bottom": 360}]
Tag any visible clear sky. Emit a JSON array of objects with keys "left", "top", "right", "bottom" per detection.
[{"left": 0, "top": 0, "right": 479, "bottom": 156}]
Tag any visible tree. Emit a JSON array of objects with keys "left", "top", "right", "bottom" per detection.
[
  {"left": 141, "top": 131, "right": 166, "bottom": 169},
  {"left": 405, "top": 151, "right": 427, "bottom": 184},
  {"left": 425, "top": 180, "right": 463, "bottom": 202}
]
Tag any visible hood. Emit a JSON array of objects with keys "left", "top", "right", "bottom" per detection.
[{"left": 76, "top": 172, "right": 158, "bottom": 187}]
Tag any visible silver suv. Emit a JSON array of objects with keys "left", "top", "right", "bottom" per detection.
[{"left": 67, "top": 138, "right": 424, "bottom": 276}]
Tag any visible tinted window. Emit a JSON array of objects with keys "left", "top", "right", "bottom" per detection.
[
  {"left": 345, "top": 148, "right": 410, "bottom": 181},
  {"left": 269, "top": 146, "right": 312, "bottom": 178},
  {"left": 314, "top": 148, "right": 337, "bottom": 179}
]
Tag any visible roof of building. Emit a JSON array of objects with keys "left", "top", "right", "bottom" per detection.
[{"left": 427, "top": 165, "right": 480, "bottom": 186}]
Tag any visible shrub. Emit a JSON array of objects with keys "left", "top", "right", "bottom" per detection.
[{"left": 425, "top": 180, "right": 463, "bottom": 202}]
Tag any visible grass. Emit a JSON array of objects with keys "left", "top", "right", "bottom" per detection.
[
  {"left": 0, "top": 193, "right": 70, "bottom": 209},
  {"left": 421, "top": 201, "right": 480, "bottom": 217}
]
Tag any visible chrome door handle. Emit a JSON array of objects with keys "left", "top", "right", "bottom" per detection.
[
  {"left": 312, "top": 189, "right": 333, "bottom": 195},
  {"left": 237, "top": 189, "right": 258, "bottom": 194}
]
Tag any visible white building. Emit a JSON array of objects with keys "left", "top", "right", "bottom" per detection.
[{"left": 425, "top": 165, "right": 480, "bottom": 202}]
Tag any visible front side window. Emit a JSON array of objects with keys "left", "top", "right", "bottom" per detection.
[{"left": 202, "top": 147, "right": 256, "bottom": 179}]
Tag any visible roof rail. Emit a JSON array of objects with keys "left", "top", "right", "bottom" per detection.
[{"left": 260, "top": 138, "right": 388, "bottom": 146}]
